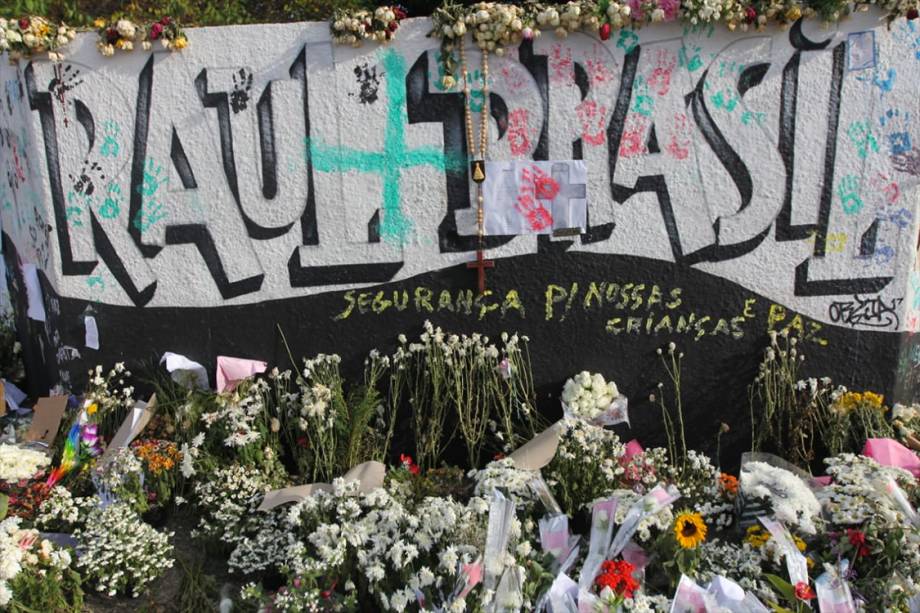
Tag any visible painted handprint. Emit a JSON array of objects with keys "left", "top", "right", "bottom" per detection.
[
  {"left": 230, "top": 68, "right": 253, "bottom": 114},
  {"left": 631, "top": 76, "right": 654, "bottom": 117},
  {"left": 846, "top": 121, "right": 879, "bottom": 159},
  {"left": 506, "top": 109, "right": 532, "bottom": 157},
  {"left": 515, "top": 165, "right": 556, "bottom": 231},
  {"left": 647, "top": 49, "right": 677, "bottom": 96},
  {"left": 99, "top": 182, "right": 122, "bottom": 220},
  {"left": 879, "top": 109, "right": 912, "bottom": 156},
  {"left": 576, "top": 99, "right": 607, "bottom": 146},
  {"left": 617, "top": 29, "right": 639, "bottom": 54},
  {"left": 139, "top": 158, "right": 167, "bottom": 197},
  {"left": 69, "top": 160, "right": 105, "bottom": 197},
  {"left": 619, "top": 113, "right": 649, "bottom": 158},
  {"left": 100, "top": 120, "right": 120, "bottom": 158},
  {"left": 837, "top": 175, "right": 863, "bottom": 215}
]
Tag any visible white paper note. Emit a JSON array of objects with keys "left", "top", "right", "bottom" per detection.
[
  {"left": 22, "top": 262, "right": 45, "bottom": 322},
  {"left": 84, "top": 316, "right": 99, "bottom": 349},
  {"left": 481, "top": 160, "right": 587, "bottom": 236}
]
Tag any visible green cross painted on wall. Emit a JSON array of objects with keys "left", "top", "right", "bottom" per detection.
[{"left": 308, "top": 49, "right": 461, "bottom": 245}]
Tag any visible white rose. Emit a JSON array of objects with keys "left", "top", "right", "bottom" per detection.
[{"left": 115, "top": 19, "right": 136, "bottom": 39}]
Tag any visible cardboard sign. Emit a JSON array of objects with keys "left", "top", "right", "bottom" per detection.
[
  {"left": 24, "top": 396, "right": 68, "bottom": 447},
  {"left": 99, "top": 394, "right": 157, "bottom": 462}
]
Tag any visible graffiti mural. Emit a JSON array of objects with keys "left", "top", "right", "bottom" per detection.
[{"left": 1, "top": 14, "right": 917, "bottom": 326}]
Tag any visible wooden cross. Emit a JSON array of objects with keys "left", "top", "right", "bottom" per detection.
[{"left": 467, "top": 249, "right": 494, "bottom": 293}]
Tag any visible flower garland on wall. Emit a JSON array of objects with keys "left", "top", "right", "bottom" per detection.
[
  {"left": 94, "top": 16, "right": 187, "bottom": 56},
  {"left": 0, "top": 14, "right": 186, "bottom": 60}
]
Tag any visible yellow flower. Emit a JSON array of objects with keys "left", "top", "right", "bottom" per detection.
[
  {"left": 674, "top": 511, "right": 707, "bottom": 549},
  {"left": 746, "top": 525, "right": 769, "bottom": 548},
  {"left": 863, "top": 391, "right": 884, "bottom": 410},
  {"left": 94, "top": 18, "right": 106, "bottom": 29},
  {"left": 794, "top": 535, "right": 806, "bottom": 553},
  {"left": 785, "top": 5, "right": 802, "bottom": 20},
  {"left": 86, "top": 403, "right": 98, "bottom": 416},
  {"left": 173, "top": 36, "right": 187, "bottom": 50}
]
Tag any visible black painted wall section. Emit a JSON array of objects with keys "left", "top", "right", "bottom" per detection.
[{"left": 3, "top": 232, "right": 904, "bottom": 468}]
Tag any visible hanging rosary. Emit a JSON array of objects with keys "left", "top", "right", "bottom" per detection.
[{"left": 461, "top": 42, "right": 494, "bottom": 294}]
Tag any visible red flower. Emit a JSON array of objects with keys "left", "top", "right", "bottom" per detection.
[
  {"left": 400, "top": 454, "right": 420, "bottom": 475},
  {"left": 493, "top": 452, "right": 506, "bottom": 460},
  {"left": 847, "top": 528, "right": 870, "bottom": 558},
  {"left": 296, "top": 436, "right": 309, "bottom": 448},
  {"left": 18, "top": 18, "right": 30, "bottom": 30},
  {"left": 599, "top": 23, "right": 612, "bottom": 41},
  {"left": 160, "top": 16, "right": 172, "bottom": 26},
  {"left": 745, "top": 6, "right": 758, "bottom": 22},
  {"left": 794, "top": 582, "right": 816, "bottom": 601},
  {"left": 595, "top": 559, "right": 639, "bottom": 599},
  {"left": 320, "top": 579, "right": 338, "bottom": 599},
  {"left": 908, "top": 7, "right": 919, "bottom": 19},
  {"left": 150, "top": 22, "right": 163, "bottom": 40}
]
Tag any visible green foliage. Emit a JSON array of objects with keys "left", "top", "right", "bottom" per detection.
[
  {"left": 177, "top": 557, "right": 219, "bottom": 613},
  {"left": 7, "top": 565, "right": 84, "bottom": 613}
]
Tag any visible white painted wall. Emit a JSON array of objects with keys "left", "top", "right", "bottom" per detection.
[{"left": 2, "top": 11, "right": 919, "bottom": 331}]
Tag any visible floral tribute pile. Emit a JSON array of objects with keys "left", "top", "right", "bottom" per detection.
[{"left": 0, "top": 323, "right": 919, "bottom": 611}]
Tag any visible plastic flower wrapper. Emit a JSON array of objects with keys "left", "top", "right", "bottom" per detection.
[
  {"left": 483, "top": 489, "right": 517, "bottom": 595},
  {"left": 815, "top": 561, "right": 856, "bottom": 613},
  {"left": 609, "top": 484, "right": 680, "bottom": 559},
  {"left": 758, "top": 517, "right": 808, "bottom": 586},
  {"left": 670, "top": 574, "right": 719, "bottom": 612},
  {"left": 578, "top": 496, "right": 618, "bottom": 589},
  {"left": 873, "top": 477, "right": 920, "bottom": 528},
  {"left": 539, "top": 513, "right": 579, "bottom": 570},
  {"left": 530, "top": 474, "right": 563, "bottom": 515},
  {"left": 546, "top": 572, "right": 578, "bottom": 612},
  {"left": 493, "top": 564, "right": 524, "bottom": 612},
  {"left": 706, "top": 575, "right": 770, "bottom": 612}
]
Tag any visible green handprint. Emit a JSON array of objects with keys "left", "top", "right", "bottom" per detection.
[
  {"left": 65, "top": 190, "right": 88, "bottom": 227},
  {"left": 617, "top": 29, "right": 639, "bottom": 54},
  {"left": 99, "top": 182, "right": 121, "bottom": 219},
  {"left": 632, "top": 76, "right": 654, "bottom": 116},
  {"left": 679, "top": 44, "right": 703, "bottom": 72},
  {"left": 837, "top": 175, "right": 863, "bottom": 215},
  {"left": 846, "top": 121, "right": 879, "bottom": 159},
  {"left": 710, "top": 90, "right": 739, "bottom": 113},
  {"left": 100, "top": 120, "right": 120, "bottom": 158},
  {"left": 139, "top": 158, "right": 167, "bottom": 197}
]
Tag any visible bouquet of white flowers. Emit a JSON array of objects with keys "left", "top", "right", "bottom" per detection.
[{"left": 560, "top": 371, "right": 627, "bottom": 425}]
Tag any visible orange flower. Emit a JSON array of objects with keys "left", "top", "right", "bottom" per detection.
[{"left": 719, "top": 473, "right": 739, "bottom": 496}]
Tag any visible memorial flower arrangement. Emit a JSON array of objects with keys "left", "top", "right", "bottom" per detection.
[
  {"left": 561, "top": 371, "right": 621, "bottom": 422},
  {"left": 0, "top": 516, "right": 82, "bottom": 609},
  {"left": 94, "top": 16, "right": 187, "bottom": 56},
  {"left": 0, "top": 16, "right": 76, "bottom": 60},
  {"left": 0, "top": 445, "right": 49, "bottom": 483},
  {"left": 330, "top": 5, "right": 408, "bottom": 46},
  {"left": 0, "top": 326, "right": 915, "bottom": 610}
]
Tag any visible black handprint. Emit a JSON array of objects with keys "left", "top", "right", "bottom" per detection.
[
  {"left": 229, "top": 68, "right": 253, "bottom": 114},
  {"left": 69, "top": 160, "right": 105, "bottom": 197}
]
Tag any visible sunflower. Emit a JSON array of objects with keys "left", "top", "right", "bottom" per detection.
[{"left": 674, "top": 510, "right": 707, "bottom": 549}]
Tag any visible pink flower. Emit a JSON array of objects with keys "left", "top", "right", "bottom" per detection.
[{"left": 150, "top": 23, "right": 163, "bottom": 40}]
